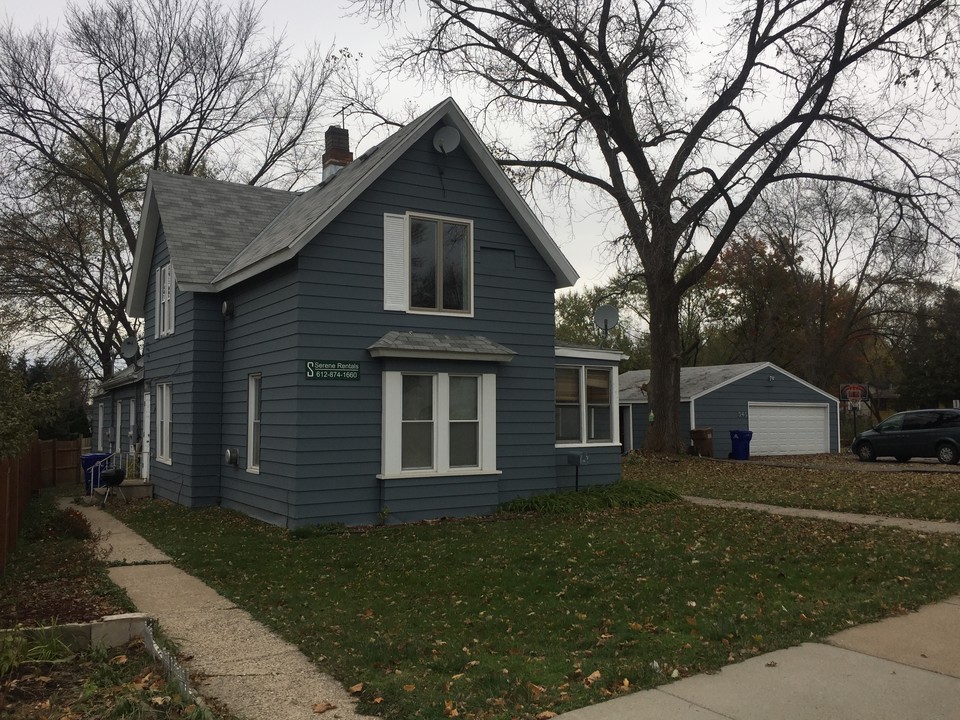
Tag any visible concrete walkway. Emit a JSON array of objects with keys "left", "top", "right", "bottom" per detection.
[
  {"left": 65, "top": 500, "right": 369, "bottom": 720},
  {"left": 685, "top": 496, "right": 960, "bottom": 535}
]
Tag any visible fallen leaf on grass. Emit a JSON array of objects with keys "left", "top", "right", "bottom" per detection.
[
  {"left": 584, "top": 670, "right": 601, "bottom": 686},
  {"left": 536, "top": 712, "right": 557, "bottom": 720},
  {"left": 443, "top": 699, "right": 459, "bottom": 717},
  {"left": 348, "top": 682, "right": 363, "bottom": 694},
  {"left": 313, "top": 702, "right": 337, "bottom": 714},
  {"left": 403, "top": 684, "right": 416, "bottom": 692}
]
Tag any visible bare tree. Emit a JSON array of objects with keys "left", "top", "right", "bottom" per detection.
[
  {"left": 0, "top": 0, "right": 339, "bottom": 378},
  {"left": 744, "top": 180, "right": 940, "bottom": 390},
  {"left": 350, "top": 0, "right": 960, "bottom": 451}
]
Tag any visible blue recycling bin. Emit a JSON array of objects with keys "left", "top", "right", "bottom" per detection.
[
  {"left": 729, "top": 430, "right": 753, "bottom": 460},
  {"left": 81, "top": 452, "right": 112, "bottom": 494}
]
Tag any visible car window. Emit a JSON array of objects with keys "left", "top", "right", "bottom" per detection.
[
  {"left": 876, "top": 414, "right": 904, "bottom": 431},
  {"left": 940, "top": 412, "right": 960, "bottom": 428},
  {"left": 902, "top": 411, "right": 940, "bottom": 430}
]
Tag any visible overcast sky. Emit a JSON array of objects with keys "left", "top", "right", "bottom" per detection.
[{"left": 4, "top": 0, "right": 621, "bottom": 290}]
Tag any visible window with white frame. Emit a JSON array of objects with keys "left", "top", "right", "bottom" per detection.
[
  {"left": 156, "top": 383, "right": 172, "bottom": 463},
  {"left": 129, "top": 398, "right": 136, "bottom": 453},
  {"left": 383, "top": 213, "right": 473, "bottom": 314},
  {"left": 247, "top": 374, "right": 262, "bottom": 472},
  {"left": 97, "top": 403, "right": 104, "bottom": 451},
  {"left": 555, "top": 366, "right": 616, "bottom": 445},
  {"left": 381, "top": 371, "right": 496, "bottom": 477},
  {"left": 115, "top": 400, "right": 122, "bottom": 450},
  {"left": 155, "top": 263, "right": 175, "bottom": 337}
]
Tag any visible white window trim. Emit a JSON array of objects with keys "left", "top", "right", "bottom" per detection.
[
  {"left": 383, "top": 212, "right": 475, "bottom": 317},
  {"left": 114, "top": 400, "right": 122, "bottom": 451},
  {"left": 129, "top": 398, "right": 136, "bottom": 454},
  {"left": 97, "top": 403, "right": 104, "bottom": 452},
  {"left": 379, "top": 371, "right": 498, "bottom": 479},
  {"left": 246, "top": 373, "right": 262, "bottom": 474},
  {"left": 155, "top": 263, "right": 175, "bottom": 337},
  {"left": 156, "top": 383, "right": 172, "bottom": 465},
  {"left": 555, "top": 365, "right": 620, "bottom": 448}
]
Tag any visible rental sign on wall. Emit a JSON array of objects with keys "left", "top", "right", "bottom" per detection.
[{"left": 305, "top": 361, "right": 360, "bottom": 381}]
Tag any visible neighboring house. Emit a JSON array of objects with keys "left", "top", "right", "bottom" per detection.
[
  {"left": 619, "top": 362, "right": 840, "bottom": 457},
  {"left": 92, "top": 361, "right": 144, "bottom": 460},
  {"left": 110, "top": 97, "right": 622, "bottom": 528}
]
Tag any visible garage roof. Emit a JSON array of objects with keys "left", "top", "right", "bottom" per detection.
[{"left": 619, "top": 362, "right": 836, "bottom": 403}]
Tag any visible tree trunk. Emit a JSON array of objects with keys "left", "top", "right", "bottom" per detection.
[{"left": 645, "top": 281, "right": 685, "bottom": 453}]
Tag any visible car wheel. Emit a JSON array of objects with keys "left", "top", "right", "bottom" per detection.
[
  {"left": 895, "top": 456, "right": 911, "bottom": 463},
  {"left": 856, "top": 443, "right": 877, "bottom": 462},
  {"left": 936, "top": 443, "right": 959, "bottom": 465}
]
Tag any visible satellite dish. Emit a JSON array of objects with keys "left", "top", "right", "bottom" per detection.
[
  {"left": 432, "top": 126, "right": 461, "bottom": 155},
  {"left": 593, "top": 304, "right": 620, "bottom": 335},
  {"left": 119, "top": 336, "right": 140, "bottom": 361}
]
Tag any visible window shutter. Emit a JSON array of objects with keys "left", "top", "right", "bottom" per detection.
[
  {"left": 154, "top": 267, "right": 161, "bottom": 338},
  {"left": 383, "top": 213, "right": 407, "bottom": 311},
  {"left": 167, "top": 265, "right": 175, "bottom": 334}
]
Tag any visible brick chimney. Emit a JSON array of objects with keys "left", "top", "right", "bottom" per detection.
[{"left": 322, "top": 126, "right": 353, "bottom": 180}]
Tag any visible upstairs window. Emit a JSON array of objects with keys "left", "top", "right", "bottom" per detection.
[
  {"left": 156, "top": 263, "right": 175, "bottom": 337},
  {"left": 383, "top": 213, "right": 473, "bottom": 315}
]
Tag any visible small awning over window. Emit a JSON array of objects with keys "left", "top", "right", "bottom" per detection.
[{"left": 367, "top": 331, "right": 516, "bottom": 362}]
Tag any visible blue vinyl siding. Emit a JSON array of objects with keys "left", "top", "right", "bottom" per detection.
[
  {"left": 142, "top": 228, "right": 223, "bottom": 507},
  {"left": 287, "top": 125, "right": 558, "bottom": 526},
  {"left": 137, "top": 119, "right": 621, "bottom": 527}
]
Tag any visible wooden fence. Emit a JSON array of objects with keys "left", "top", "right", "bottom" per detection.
[{"left": 1, "top": 436, "right": 82, "bottom": 573}]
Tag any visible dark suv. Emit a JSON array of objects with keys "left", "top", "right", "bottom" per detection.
[{"left": 852, "top": 409, "right": 960, "bottom": 464}]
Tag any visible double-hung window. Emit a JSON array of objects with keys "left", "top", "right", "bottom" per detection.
[
  {"left": 156, "top": 263, "right": 175, "bottom": 337},
  {"left": 156, "top": 383, "right": 172, "bottom": 463},
  {"left": 247, "top": 374, "right": 262, "bottom": 472},
  {"left": 555, "top": 366, "right": 617, "bottom": 445},
  {"left": 382, "top": 372, "right": 496, "bottom": 477},
  {"left": 383, "top": 213, "right": 473, "bottom": 315}
]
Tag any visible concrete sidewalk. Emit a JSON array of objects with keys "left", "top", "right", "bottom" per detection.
[{"left": 65, "top": 500, "right": 369, "bottom": 720}]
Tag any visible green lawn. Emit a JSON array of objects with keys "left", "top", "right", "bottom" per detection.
[
  {"left": 111, "top": 487, "right": 960, "bottom": 720},
  {"left": 623, "top": 454, "right": 960, "bottom": 522}
]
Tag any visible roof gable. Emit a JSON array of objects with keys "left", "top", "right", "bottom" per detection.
[
  {"left": 128, "top": 98, "right": 578, "bottom": 316},
  {"left": 211, "top": 97, "right": 578, "bottom": 291},
  {"left": 126, "top": 172, "right": 297, "bottom": 315},
  {"left": 619, "top": 362, "right": 836, "bottom": 404}
]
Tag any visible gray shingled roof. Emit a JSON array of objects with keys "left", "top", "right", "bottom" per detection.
[
  {"left": 98, "top": 361, "right": 144, "bottom": 393},
  {"left": 149, "top": 172, "right": 297, "bottom": 290},
  {"left": 213, "top": 117, "right": 419, "bottom": 283},
  {"left": 619, "top": 363, "right": 768, "bottom": 403},
  {"left": 368, "top": 331, "right": 517, "bottom": 361}
]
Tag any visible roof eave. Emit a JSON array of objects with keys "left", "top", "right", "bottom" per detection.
[
  {"left": 126, "top": 173, "right": 160, "bottom": 318},
  {"left": 368, "top": 347, "right": 516, "bottom": 363}
]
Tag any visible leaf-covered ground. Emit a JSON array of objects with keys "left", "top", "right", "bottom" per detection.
[
  {"left": 1, "top": 490, "right": 230, "bottom": 720},
  {"left": 2, "top": 638, "right": 218, "bottom": 720},
  {"left": 110, "top": 488, "right": 960, "bottom": 720},
  {"left": 624, "top": 454, "right": 960, "bottom": 522}
]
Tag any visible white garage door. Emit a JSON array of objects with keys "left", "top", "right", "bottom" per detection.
[{"left": 748, "top": 403, "right": 830, "bottom": 455}]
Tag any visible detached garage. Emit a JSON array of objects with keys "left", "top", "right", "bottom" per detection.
[{"left": 619, "top": 362, "right": 840, "bottom": 457}]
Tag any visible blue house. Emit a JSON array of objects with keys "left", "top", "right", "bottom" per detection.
[
  {"left": 619, "top": 362, "right": 840, "bottom": 457},
  {"left": 120, "top": 98, "right": 622, "bottom": 527}
]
